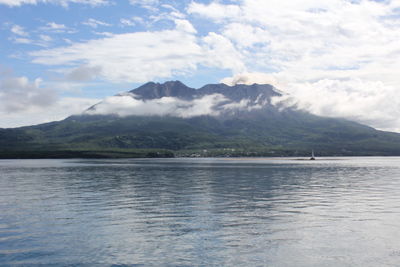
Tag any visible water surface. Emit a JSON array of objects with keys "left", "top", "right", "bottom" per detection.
[{"left": 1, "top": 157, "right": 400, "bottom": 266}]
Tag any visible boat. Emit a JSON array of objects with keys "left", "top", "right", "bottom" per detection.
[{"left": 310, "top": 150, "right": 315, "bottom": 160}]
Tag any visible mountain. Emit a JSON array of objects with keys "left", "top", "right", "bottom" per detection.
[
  {"left": 2, "top": 81, "right": 400, "bottom": 158},
  {"left": 130, "top": 81, "right": 196, "bottom": 100}
]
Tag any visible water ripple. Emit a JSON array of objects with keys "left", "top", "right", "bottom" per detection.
[{"left": 1, "top": 157, "right": 400, "bottom": 266}]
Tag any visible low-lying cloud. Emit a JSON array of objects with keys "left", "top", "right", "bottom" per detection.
[
  {"left": 284, "top": 79, "right": 400, "bottom": 132},
  {"left": 86, "top": 93, "right": 263, "bottom": 118},
  {"left": 225, "top": 72, "right": 400, "bottom": 132},
  {"left": 0, "top": 97, "right": 99, "bottom": 128}
]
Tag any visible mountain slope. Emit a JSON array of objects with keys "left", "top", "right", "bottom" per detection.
[{"left": 2, "top": 81, "right": 400, "bottom": 158}]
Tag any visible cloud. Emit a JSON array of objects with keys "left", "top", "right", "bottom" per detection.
[
  {"left": 39, "top": 22, "right": 71, "bottom": 33},
  {"left": 38, "top": 21, "right": 77, "bottom": 36},
  {"left": 188, "top": 2, "right": 241, "bottom": 21},
  {"left": 221, "top": 72, "right": 400, "bottom": 132},
  {"left": 119, "top": 16, "right": 145, "bottom": 27},
  {"left": 0, "top": 97, "right": 99, "bottom": 128},
  {"left": 11, "top": 37, "right": 33, "bottom": 44},
  {"left": 188, "top": 0, "right": 400, "bottom": 131},
  {"left": 9, "top": 25, "right": 53, "bottom": 46},
  {"left": 188, "top": 0, "right": 400, "bottom": 84},
  {"left": 39, "top": 34, "right": 52, "bottom": 42},
  {"left": 10, "top": 25, "right": 28, "bottom": 36},
  {"left": 129, "top": 0, "right": 159, "bottom": 11},
  {"left": 0, "top": 67, "right": 97, "bottom": 128},
  {"left": 87, "top": 94, "right": 222, "bottom": 117},
  {"left": 129, "top": 0, "right": 158, "bottom": 4},
  {"left": 0, "top": 74, "right": 57, "bottom": 113},
  {"left": 83, "top": 18, "right": 111, "bottom": 28},
  {"left": 201, "top": 32, "right": 246, "bottom": 73},
  {"left": 276, "top": 79, "right": 400, "bottom": 132},
  {"left": 30, "top": 29, "right": 201, "bottom": 83},
  {"left": 86, "top": 92, "right": 263, "bottom": 118},
  {"left": 4, "top": 0, "right": 400, "bottom": 132},
  {"left": 221, "top": 72, "right": 280, "bottom": 88},
  {"left": 46, "top": 22, "right": 66, "bottom": 30},
  {"left": 66, "top": 65, "right": 102, "bottom": 81},
  {"left": 30, "top": 21, "right": 244, "bottom": 83},
  {"left": 0, "top": 0, "right": 37, "bottom": 5},
  {"left": 0, "top": 0, "right": 109, "bottom": 7},
  {"left": 9, "top": 24, "right": 35, "bottom": 44},
  {"left": 120, "top": 18, "right": 135, "bottom": 27},
  {"left": 174, "top": 19, "right": 196, "bottom": 33}
]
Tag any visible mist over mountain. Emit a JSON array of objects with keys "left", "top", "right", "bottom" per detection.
[
  {"left": 86, "top": 81, "right": 284, "bottom": 118},
  {"left": 2, "top": 81, "right": 400, "bottom": 158}
]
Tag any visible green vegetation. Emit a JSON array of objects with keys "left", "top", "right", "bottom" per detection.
[{"left": 2, "top": 110, "right": 400, "bottom": 158}]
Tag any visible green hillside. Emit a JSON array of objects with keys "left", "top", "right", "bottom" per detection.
[{"left": 1, "top": 110, "right": 400, "bottom": 158}]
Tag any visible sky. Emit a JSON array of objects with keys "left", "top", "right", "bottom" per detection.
[{"left": 1, "top": 0, "right": 400, "bottom": 131}]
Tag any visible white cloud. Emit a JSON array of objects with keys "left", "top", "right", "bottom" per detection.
[
  {"left": 42, "top": 22, "right": 66, "bottom": 30},
  {"left": 39, "top": 22, "right": 76, "bottom": 34},
  {"left": 48, "top": 22, "right": 65, "bottom": 29},
  {"left": 11, "top": 37, "right": 33, "bottom": 44},
  {"left": 31, "top": 30, "right": 202, "bottom": 83},
  {"left": 11, "top": 25, "right": 28, "bottom": 36},
  {"left": 10, "top": 32, "right": 53, "bottom": 47},
  {"left": 83, "top": 18, "right": 111, "bottom": 28},
  {"left": 189, "top": 0, "right": 400, "bottom": 131},
  {"left": 277, "top": 79, "right": 400, "bottom": 132},
  {"left": 87, "top": 94, "right": 222, "bottom": 117},
  {"left": 129, "top": 0, "right": 159, "bottom": 11},
  {"left": 201, "top": 32, "right": 246, "bottom": 73},
  {"left": 119, "top": 17, "right": 145, "bottom": 27},
  {"left": 188, "top": 2, "right": 241, "bottom": 21},
  {"left": 0, "top": 0, "right": 36, "bottom": 5},
  {"left": 174, "top": 19, "right": 196, "bottom": 33},
  {"left": 0, "top": 74, "right": 57, "bottom": 113},
  {"left": 120, "top": 18, "right": 135, "bottom": 27},
  {"left": 66, "top": 65, "right": 102, "bottom": 81},
  {"left": 0, "top": 97, "right": 99, "bottom": 128},
  {"left": 86, "top": 92, "right": 263, "bottom": 118},
  {"left": 4, "top": 0, "right": 400, "bottom": 131},
  {"left": 0, "top": 0, "right": 108, "bottom": 7},
  {"left": 30, "top": 21, "right": 244, "bottom": 83},
  {"left": 189, "top": 0, "right": 400, "bottom": 84},
  {"left": 221, "top": 72, "right": 280, "bottom": 88},
  {"left": 39, "top": 34, "right": 52, "bottom": 42},
  {"left": 92, "top": 31, "right": 114, "bottom": 37}
]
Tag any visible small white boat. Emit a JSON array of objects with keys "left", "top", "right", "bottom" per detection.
[{"left": 310, "top": 150, "right": 315, "bottom": 160}]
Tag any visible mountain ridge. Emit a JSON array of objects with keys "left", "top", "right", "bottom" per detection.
[
  {"left": 86, "top": 81, "right": 285, "bottom": 118},
  {"left": 2, "top": 80, "right": 400, "bottom": 158}
]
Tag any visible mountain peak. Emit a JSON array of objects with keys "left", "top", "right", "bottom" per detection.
[
  {"left": 198, "top": 82, "right": 281, "bottom": 103},
  {"left": 130, "top": 80, "right": 195, "bottom": 100},
  {"left": 129, "top": 80, "right": 281, "bottom": 101}
]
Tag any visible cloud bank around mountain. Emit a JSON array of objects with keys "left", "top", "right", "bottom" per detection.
[{"left": 86, "top": 93, "right": 263, "bottom": 118}]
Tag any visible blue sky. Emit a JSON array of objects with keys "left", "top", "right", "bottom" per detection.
[{"left": 1, "top": 0, "right": 400, "bottom": 131}]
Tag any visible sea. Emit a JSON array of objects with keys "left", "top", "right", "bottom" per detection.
[{"left": 1, "top": 157, "right": 400, "bottom": 266}]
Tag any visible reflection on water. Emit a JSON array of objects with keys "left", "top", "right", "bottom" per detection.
[{"left": 1, "top": 157, "right": 400, "bottom": 266}]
